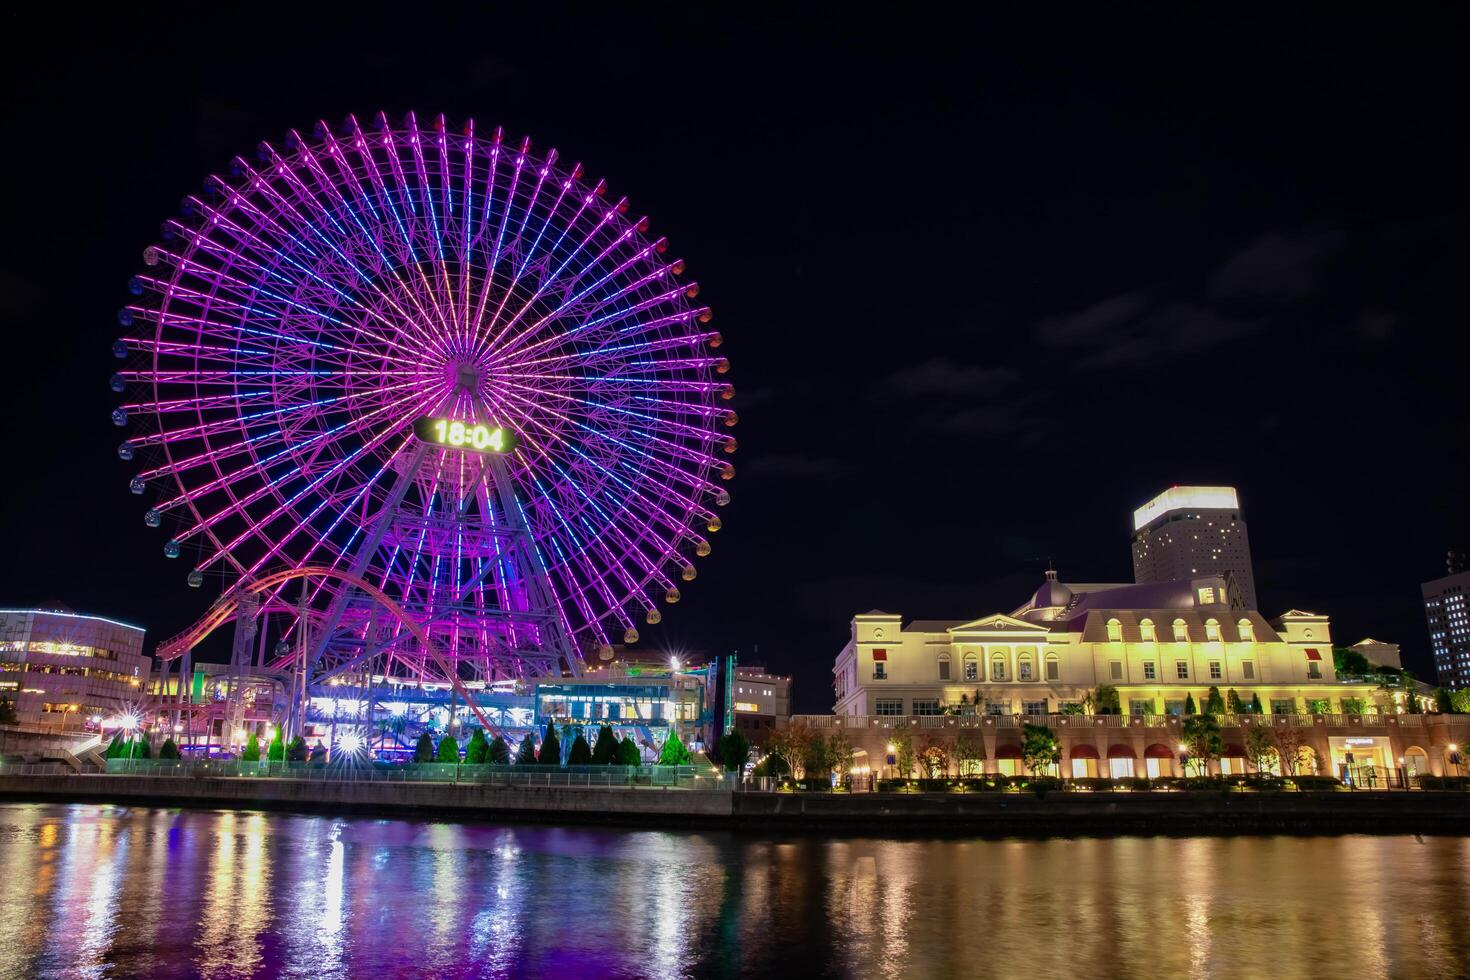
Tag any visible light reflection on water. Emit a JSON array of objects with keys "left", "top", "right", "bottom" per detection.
[{"left": 0, "top": 802, "right": 1468, "bottom": 979}]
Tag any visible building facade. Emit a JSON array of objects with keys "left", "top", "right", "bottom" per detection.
[
  {"left": 1422, "top": 569, "right": 1470, "bottom": 689},
  {"left": 731, "top": 664, "right": 791, "bottom": 747},
  {"left": 0, "top": 608, "right": 150, "bottom": 730},
  {"left": 1131, "top": 486, "right": 1256, "bottom": 611}
]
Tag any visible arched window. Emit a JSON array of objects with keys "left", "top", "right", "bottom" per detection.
[
  {"left": 963, "top": 653, "right": 978, "bottom": 681},
  {"left": 1045, "top": 653, "right": 1060, "bottom": 681},
  {"left": 991, "top": 653, "right": 1007, "bottom": 681},
  {"left": 1106, "top": 618, "right": 1123, "bottom": 642},
  {"left": 1173, "top": 619, "right": 1189, "bottom": 642},
  {"left": 1237, "top": 619, "right": 1254, "bottom": 642},
  {"left": 1204, "top": 618, "right": 1220, "bottom": 642},
  {"left": 1140, "top": 619, "right": 1156, "bottom": 642},
  {"left": 937, "top": 652, "right": 952, "bottom": 681},
  {"left": 1017, "top": 652, "right": 1034, "bottom": 681}
]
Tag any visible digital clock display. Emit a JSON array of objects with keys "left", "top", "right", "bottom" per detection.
[{"left": 414, "top": 417, "right": 517, "bottom": 454}]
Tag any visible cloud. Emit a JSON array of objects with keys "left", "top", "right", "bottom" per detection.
[
  {"left": 1036, "top": 294, "right": 1261, "bottom": 370},
  {"left": 1207, "top": 227, "right": 1347, "bottom": 305},
  {"left": 746, "top": 454, "right": 857, "bottom": 481},
  {"left": 1034, "top": 290, "right": 1152, "bottom": 348},
  {"left": 874, "top": 358, "right": 1019, "bottom": 401},
  {"left": 870, "top": 358, "right": 1049, "bottom": 443}
]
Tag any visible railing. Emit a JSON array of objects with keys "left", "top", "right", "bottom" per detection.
[{"left": 797, "top": 712, "right": 1461, "bottom": 730}]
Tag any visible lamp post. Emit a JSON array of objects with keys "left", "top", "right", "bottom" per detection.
[
  {"left": 1450, "top": 743, "right": 1462, "bottom": 778},
  {"left": 1178, "top": 744, "right": 1190, "bottom": 784}
]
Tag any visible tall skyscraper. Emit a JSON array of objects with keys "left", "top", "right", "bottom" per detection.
[
  {"left": 1423, "top": 551, "right": 1470, "bottom": 690},
  {"left": 1131, "top": 486, "right": 1256, "bottom": 610}
]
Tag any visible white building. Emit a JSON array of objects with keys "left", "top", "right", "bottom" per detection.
[
  {"left": 0, "top": 607, "right": 150, "bottom": 730},
  {"left": 1131, "top": 486, "right": 1256, "bottom": 611}
]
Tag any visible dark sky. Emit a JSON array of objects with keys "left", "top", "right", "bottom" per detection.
[{"left": 1, "top": 7, "right": 1466, "bottom": 712}]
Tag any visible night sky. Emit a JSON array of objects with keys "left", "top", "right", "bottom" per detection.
[{"left": 1, "top": 8, "right": 1466, "bottom": 712}]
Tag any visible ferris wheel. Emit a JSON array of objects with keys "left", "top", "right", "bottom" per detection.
[{"left": 111, "top": 111, "right": 734, "bottom": 696}]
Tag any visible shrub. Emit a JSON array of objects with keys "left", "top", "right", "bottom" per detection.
[
  {"left": 717, "top": 730, "right": 750, "bottom": 771},
  {"left": 269, "top": 730, "right": 287, "bottom": 762},
  {"left": 538, "top": 724, "right": 561, "bottom": 765},
  {"left": 1125, "top": 777, "right": 1152, "bottom": 792},
  {"left": 413, "top": 731, "right": 435, "bottom": 763},
  {"left": 1184, "top": 693, "right": 1197, "bottom": 715},
  {"left": 104, "top": 733, "right": 126, "bottom": 759},
  {"left": 1290, "top": 775, "right": 1343, "bottom": 792},
  {"left": 615, "top": 736, "right": 642, "bottom": 766},
  {"left": 158, "top": 738, "right": 181, "bottom": 760},
  {"left": 286, "top": 735, "right": 309, "bottom": 763},
  {"left": 464, "top": 729, "right": 489, "bottom": 765},
  {"left": 488, "top": 735, "right": 511, "bottom": 764},
  {"left": 568, "top": 733, "right": 593, "bottom": 766},
  {"left": 591, "top": 724, "right": 618, "bottom": 765},
  {"left": 241, "top": 732, "right": 261, "bottom": 762},
  {"left": 751, "top": 753, "right": 788, "bottom": 777},
  {"left": 657, "top": 729, "right": 691, "bottom": 766},
  {"left": 309, "top": 743, "right": 327, "bottom": 767},
  {"left": 436, "top": 734, "right": 460, "bottom": 763},
  {"left": 1419, "top": 776, "right": 1470, "bottom": 791},
  {"left": 515, "top": 734, "right": 538, "bottom": 766},
  {"left": 1204, "top": 686, "right": 1226, "bottom": 716}
]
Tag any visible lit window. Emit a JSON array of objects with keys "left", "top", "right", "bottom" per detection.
[
  {"left": 937, "top": 653, "right": 951, "bottom": 681},
  {"left": 1205, "top": 619, "right": 1220, "bottom": 642},
  {"left": 1140, "top": 619, "right": 1155, "bottom": 642},
  {"left": 1173, "top": 619, "right": 1189, "bottom": 642},
  {"left": 964, "top": 654, "right": 978, "bottom": 681},
  {"left": 1209, "top": 661, "right": 1222, "bottom": 679},
  {"left": 1238, "top": 619, "right": 1254, "bottom": 642},
  {"left": 1107, "top": 619, "right": 1123, "bottom": 642},
  {"left": 1143, "top": 661, "right": 1156, "bottom": 680},
  {"left": 1176, "top": 661, "right": 1189, "bottom": 679},
  {"left": 1045, "top": 655, "right": 1060, "bottom": 681},
  {"left": 1110, "top": 660, "right": 1123, "bottom": 680},
  {"left": 1242, "top": 661, "right": 1254, "bottom": 679}
]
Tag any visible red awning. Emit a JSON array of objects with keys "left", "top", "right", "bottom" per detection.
[
  {"left": 1222, "top": 744, "right": 1247, "bottom": 758},
  {"left": 1144, "top": 744, "right": 1175, "bottom": 759},
  {"left": 871, "top": 649, "right": 887, "bottom": 661},
  {"left": 994, "top": 744, "right": 1023, "bottom": 759},
  {"left": 1069, "top": 744, "right": 1100, "bottom": 760},
  {"left": 1304, "top": 648, "right": 1322, "bottom": 661},
  {"left": 1107, "top": 744, "right": 1136, "bottom": 759}
]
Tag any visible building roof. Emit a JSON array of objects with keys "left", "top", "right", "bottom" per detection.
[
  {"left": 904, "top": 619, "right": 968, "bottom": 634},
  {"left": 1058, "top": 608, "right": 1281, "bottom": 644}
]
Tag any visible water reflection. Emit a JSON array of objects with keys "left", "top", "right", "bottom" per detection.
[{"left": 0, "top": 802, "right": 1468, "bottom": 978}]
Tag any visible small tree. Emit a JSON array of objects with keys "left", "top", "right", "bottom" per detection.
[
  {"left": 286, "top": 735, "right": 309, "bottom": 762},
  {"left": 568, "top": 733, "right": 593, "bottom": 766},
  {"left": 1093, "top": 685, "right": 1121, "bottom": 715},
  {"left": 1020, "top": 723, "right": 1060, "bottom": 777},
  {"left": 1244, "top": 725, "right": 1276, "bottom": 776},
  {"left": 241, "top": 732, "right": 261, "bottom": 762},
  {"left": 1435, "top": 687, "right": 1456, "bottom": 714},
  {"left": 413, "top": 731, "right": 436, "bottom": 763},
  {"left": 718, "top": 730, "right": 750, "bottom": 772},
  {"left": 158, "top": 737, "right": 182, "bottom": 760},
  {"left": 436, "top": 734, "right": 460, "bottom": 763},
  {"left": 1333, "top": 647, "right": 1372, "bottom": 677},
  {"left": 616, "top": 736, "right": 642, "bottom": 766},
  {"left": 955, "top": 732, "right": 986, "bottom": 777},
  {"left": 1226, "top": 689, "right": 1244, "bottom": 715},
  {"left": 1250, "top": 693, "right": 1265, "bottom": 715},
  {"left": 1181, "top": 715, "right": 1223, "bottom": 776},
  {"left": 826, "top": 730, "right": 854, "bottom": 783},
  {"left": 918, "top": 741, "right": 949, "bottom": 779},
  {"left": 268, "top": 730, "right": 287, "bottom": 762},
  {"left": 1204, "top": 686, "right": 1226, "bottom": 716},
  {"left": 538, "top": 723, "right": 561, "bottom": 765},
  {"left": 1184, "top": 693, "right": 1197, "bottom": 715},
  {"left": 892, "top": 730, "right": 915, "bottom": 780},
  {"left": 801, "top": 728, "right": 830, "bottom": 778},
  {"left": 489, "top": 734, "right": 511, "bottom": 764},
  {"left": 591, "top": 724, "right": 618, "bottom": 764},
  {"left": 464, "top": 729, "right": 489, "bottom": 765},
  {"left": 657, "top": 729, "right": 692, "bottom": 766},
  {"left": 1305, "top": 697, "right": 1330, "bottom": 715},
  {"left": 768, "top": 724, "right": 815, "bottom": 779},
  {"left": 1339, "top": 697, "right": 1365, "bottom": 715},
  {"left": 1272, "top": 725, "right": 1308, "bottom": 777},
  {"left": 515, "top": 733, "right": 538, "bottom": 765},
  {"left": 309, "top": 743, "right": 327, "bottom": 767}
]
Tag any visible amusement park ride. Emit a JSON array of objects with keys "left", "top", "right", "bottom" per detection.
[{"left": 110, "top": 112, "right": 733, "bottom": 754}]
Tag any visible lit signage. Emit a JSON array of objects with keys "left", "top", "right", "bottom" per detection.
[
  {"left": 414, "top": 417, "right": 517, "bottom": 454},
  {"left": 735, "top": 701, "right": 761, "bottom": 713},
  {"left": 1133, "top": 486, "right": 1240, "bottom": 531},
  {"left": 1344, "top": 737, "right": 1377, "bottom": 747}
]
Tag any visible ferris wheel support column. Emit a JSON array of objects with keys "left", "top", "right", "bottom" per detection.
[{"left": 225, "top": 593, "right": 258, "bottom": 752}]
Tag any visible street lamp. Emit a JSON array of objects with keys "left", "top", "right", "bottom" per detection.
[
  {"left": 1450, "top": 743, "right": 1462, "bottom": 777},
  {"left": 1178, "top": 743, "right": 1190, "bottom": 781}
]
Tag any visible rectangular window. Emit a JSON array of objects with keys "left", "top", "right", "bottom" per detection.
[
  {"left": 1022, "top": 700, "right": 1047, "bottom": 715},
  {"left": 938, "top": 660, "right": 950, "bottom": 681},
  {"left": 873, "top": 663, "right": 887, "bottom": 680},
  {"left": 875, "top": 698, "right": 904, "bottom": 716},
  {"left": 1057, "top": 701, "right": 1081, "bottom": 714},
  {"left": 912, "top": 698, "right": 941, "bottom": 716},
  {"left": 1176, "top": 661, "right": 1189, "bottom": 679},
  {"left": 986, "top": 701, "right": 1008, "bottom": 716},
  {"left": 1165, "top": 700, "right": 1186, "bottom": 716},
  {"left": 1271, "top": 699, "right": 1296, "bottom": 715},
  {"left": 1019, "top": 662, "right": 1033, "bottom": 681},
  {"left": 991, "top": 662, "right": 1005, "bottom": 681},
  {"left": 1129, "top": 699, "right": 1154, "bottom": 716},
  {"left": 1307, "top": 662, "right": 1321, "bottom": 679},
  {"left": 1209, "top": 661, "right": 1222, "bottom": 679},
  {"left": 964, "top": 660, "right": 978, "bottom": 680},
  {"left": 1046, "top": 659, "right": 1060, "bottom": 680},
  {"left": 1242, "top": 661, "right": 1255, "bottom": 679},
  {"left": 1109, "top": 660, "right": 1123, "bottom": 680},
  {"left": 1143, "top": 661, "right": 1156, "bottom": 680}
]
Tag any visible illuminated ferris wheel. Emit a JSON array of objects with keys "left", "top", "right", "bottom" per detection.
[{"left": 111, "top": 111, "right": 734, "bottom": 702}]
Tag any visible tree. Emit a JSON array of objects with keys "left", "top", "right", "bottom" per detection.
[
  {"left": 241, "top": 732, "right": 261, "bottom": 762},
  {"left": 1204, "top": 686, "right": 1226, "bottom": 716},
  {"left": 657, "top": 729, "right": 692, "bottom": 766},
  {"left": 955, "top": 732, "right": 986, "bottom": 776},
  {"left": 1184, "top": 693, "right": 1197, "bottom": 715},
  {"left": 918, "top": 741, "right": 949, "bottom": 779},
  {"left": 464, "top": 729, "right": 489, "bottom": 765},
  {"left": 413, "top": 731, "right": 436, "bottom": 763},
  {"left": 801, "top": 728, "right": 830, "bottom": 778},
  {"left": 616, "top": 736, "right": 642, "bottom": 766},
  {"left": 1250, "top": 693, "right": 1265, "bottom": 715},
  {"left": 126, "top": 736, "right": 151, "bottom": 760},
  {"left": 1244, "top": 725, "right": 1276, "bottom": 775},
  {"left": 104, "top": 733, "right": 126, "bottom": 759},
  {"left": 515, "top": 733, "right": 538, "bottom": 765},
  {"left": 1339, "top": 697, "right": 1365, "bottom": 715},
  {"left": 1435, "top": 687, "right": 1457, "bottom": 714},
  {"left": 537, "top": 723, "right": 561, "bottom": 765},
  {"left": 1020, "top": 723, "right": 1060, "bottom": 777},
  {"left": 892, "top": 731, "right": 915, "bottom": 780},
  {"left": 591, "top": 724, "right": 618, "bottom": 765},
  {"left": 1093, "top": 685, "right": 1121, "bottom": 715},
  {"left": 717, "top": 730, "right": 751, "bottom": 771},
  {"left": 826, "top": 730, "right": 854, "bottom": 782},
  {"left": 768, "top": 725, "right": 815, "bottom": 779},
  {"left": 489, "top": 734, "right": 511, "bottom": 764},
  {"left": 1272, "top": 725, "right": 1308, "bottom": 777},
  {"left": 268, "top": 729, "right": 286, "bottom": 762},
  {"left": 1305, "top": 697, "right": 1330, "bottom": 715},
  {"left": 158, "top": 737, "right": 181, "bottom": 760},
  {"left": 309, "top": 743, "right": 327, "bottom": 767},
  {"left": 0, "top": 697, "right": 17, "bottom": 725},
  {"left": 1226, "top": 689, "right": 1244, "bottom": 715},
  {"left": 1333, "top": 646, "right": 1372, "bottom": 677},
  {"left": 286, "top": 735, "right": 309, "bottom": 762},
  {"left": 436, "top": 734, "right": 460, "bottom": 763},
  {"left": 1181, "top": 715, "right": 1223, "bottom": 776},
  {"left": 568, "top": 733, "right": 593, "bottom": 766}
]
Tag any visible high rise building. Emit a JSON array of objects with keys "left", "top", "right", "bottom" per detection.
[
  {"left": 1423, "top": 552, "right": 1470, "bottom": 690},
  {"left": 1130, "top": 486, "right": 1256, "bottom": 611}
]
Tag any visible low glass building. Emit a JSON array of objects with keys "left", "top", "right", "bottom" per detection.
[{"left": 0, "top": 607, "right": 150, "bottom": 731}]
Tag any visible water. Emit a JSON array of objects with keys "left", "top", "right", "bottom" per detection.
[{"left": 1, "top": 803, "right": 1469, "bottom": 979}]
